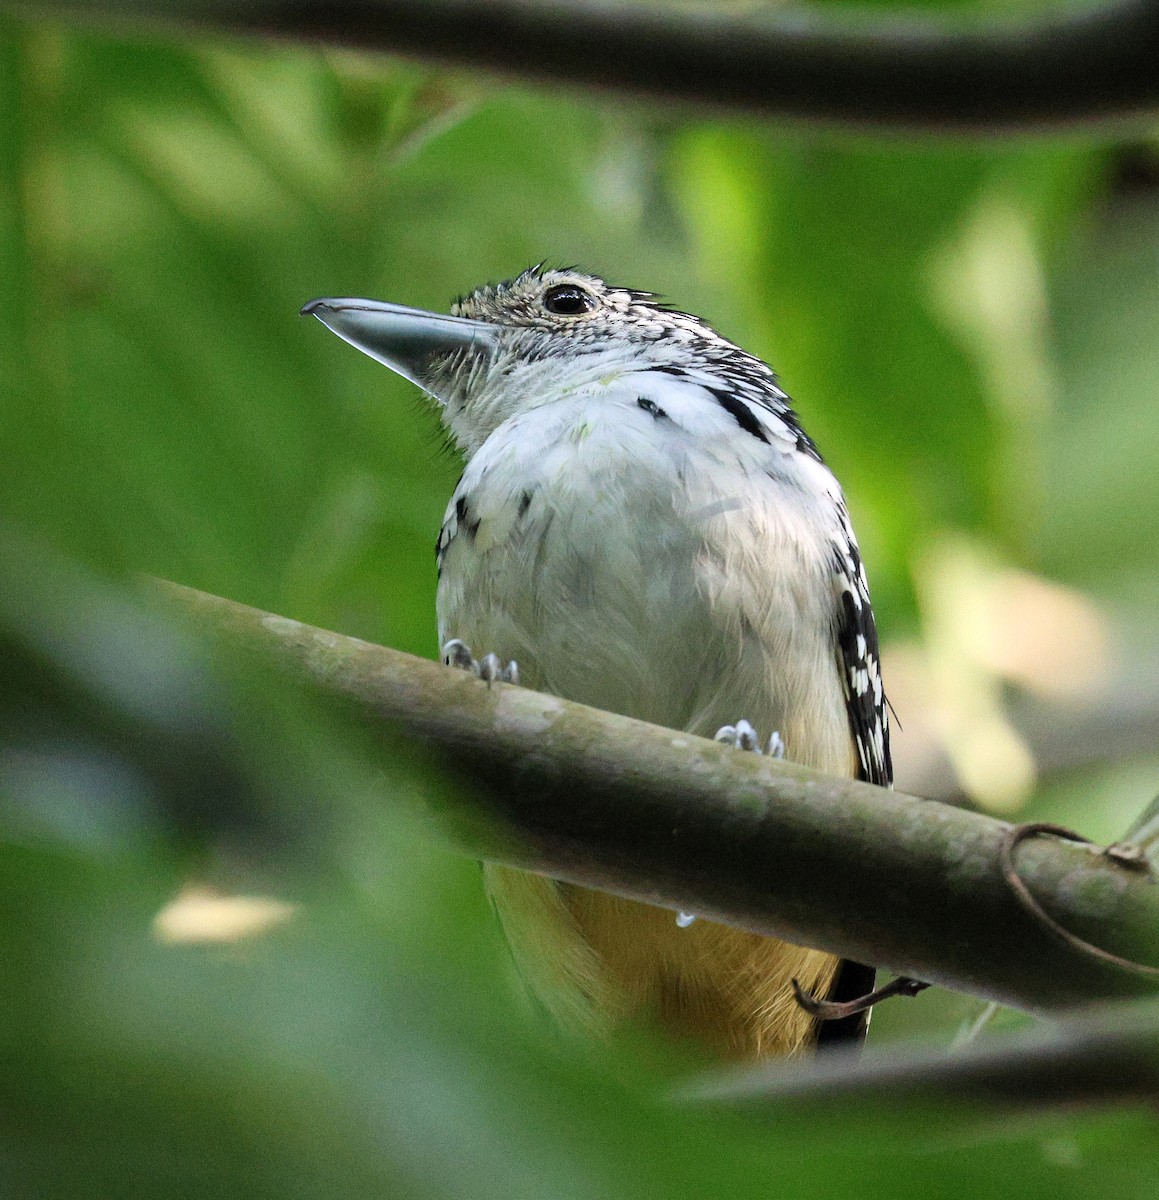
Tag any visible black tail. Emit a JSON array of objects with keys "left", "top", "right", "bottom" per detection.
[{"left": 816, "top": 959, "right": 876, "bottom": 1049}]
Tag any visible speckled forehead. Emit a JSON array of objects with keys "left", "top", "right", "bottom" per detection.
[
  {"left": 448, "top": 268, "right": 733, "bottom": 348},
  {"left": 450, "top": 269, "right": 603, "bottom": 320}
]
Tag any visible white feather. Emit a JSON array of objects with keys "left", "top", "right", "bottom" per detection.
[{"left": 439, "top": 378, "right": 853, "bottom": 773}]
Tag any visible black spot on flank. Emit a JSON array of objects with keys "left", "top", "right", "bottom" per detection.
[
  {"left": 518, "top": 491, "right": 533, "bottom": 518},
  {"left": 707, "top": 387, "right": 769, "bottom": 443},
  {"left": 454, "top": 494, "right": 480, "bottom": 540},
  {"left": 637, "top": 397, "right": 668, "bottom": 420}
]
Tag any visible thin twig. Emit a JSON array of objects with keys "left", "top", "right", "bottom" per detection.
[
  {"left": 680, "top": 996, "right": 1159, "bottom": 1113},
  {"left": 792, "top": 974, "right": 929, "bottom": 1021}
]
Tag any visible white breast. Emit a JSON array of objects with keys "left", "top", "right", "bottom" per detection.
[{"left": 436, "top": 378, "right": 855, "bottom": 775}]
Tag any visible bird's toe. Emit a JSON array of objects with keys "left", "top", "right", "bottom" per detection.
[
  {"left": 441, "top": 639, "right": 519, "bottom": 686},
  {"left": 714, "top": 720, "right": 784, "bottom": 758}
]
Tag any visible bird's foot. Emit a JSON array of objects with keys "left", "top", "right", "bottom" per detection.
[
  {"left": 441, "top": 639, "right": 519, "bottom": 686},
  {"left": 713, "top": 719, "right": 785, "bottom": 759}
]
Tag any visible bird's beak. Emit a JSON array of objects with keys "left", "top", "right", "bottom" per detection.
[{"left": 301, "top": 297, "right": 498, "bottom": 392}]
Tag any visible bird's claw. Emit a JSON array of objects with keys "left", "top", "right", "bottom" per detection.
[
  {"left": 713, "top": 719, "right": 784, "bottom": 758},
  {"left": 715, "top": 718, "right": 760, "bottom": 752},
  {"left": 441, "top": 639, "right": 519, "bottom": 686},
  {"left": 442, "top": 638, "right": 475, "bottom": 671}
]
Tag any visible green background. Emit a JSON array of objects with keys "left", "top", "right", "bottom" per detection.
[{"left": 2, "top": 8, "right": 1159, "bottom": 1195}]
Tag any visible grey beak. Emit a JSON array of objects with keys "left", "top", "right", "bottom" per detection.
[{"left": 301, "top": 297, "right": 497, "bottom": 391}]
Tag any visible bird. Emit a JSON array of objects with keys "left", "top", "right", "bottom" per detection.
[{"left": 303, "top": 266, "right": 891, "bottom": 1060}]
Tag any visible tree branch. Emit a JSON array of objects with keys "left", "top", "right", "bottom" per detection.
[
  {"left": 681, "top": 996, "right": 1159, "bottom": 1113},
  {"left": 162, "top": 581, "right": 1159, "bottom": 1015},
  {"left": 5, "top": 0, "right": 1159, "bottom": 133}
]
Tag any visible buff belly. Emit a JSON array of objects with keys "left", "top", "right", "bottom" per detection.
[{"left": 485, "top": 866, "right": 839, "bottom": 1058}]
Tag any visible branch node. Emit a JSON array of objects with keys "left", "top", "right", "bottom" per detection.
[{"left": 1104, "top": 840, "right": 1153, "bottom": 872}]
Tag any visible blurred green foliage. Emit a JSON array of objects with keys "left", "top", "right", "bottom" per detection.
[{"left": 3, "top": 8, "right": 1159, "bottom": 1196}]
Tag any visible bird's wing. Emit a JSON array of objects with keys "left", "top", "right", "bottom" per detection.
[{"left": 831, "top": 518, "right": 892, "bottom": 789}]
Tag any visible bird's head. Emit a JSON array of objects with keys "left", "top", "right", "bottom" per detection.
[{"left": 304, "top": 266, "right": 771, "bottom": 456}]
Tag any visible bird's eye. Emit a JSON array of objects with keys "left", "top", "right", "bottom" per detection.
[{"left": 542, "top": 284, "right": 596, "bottom": 316}]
